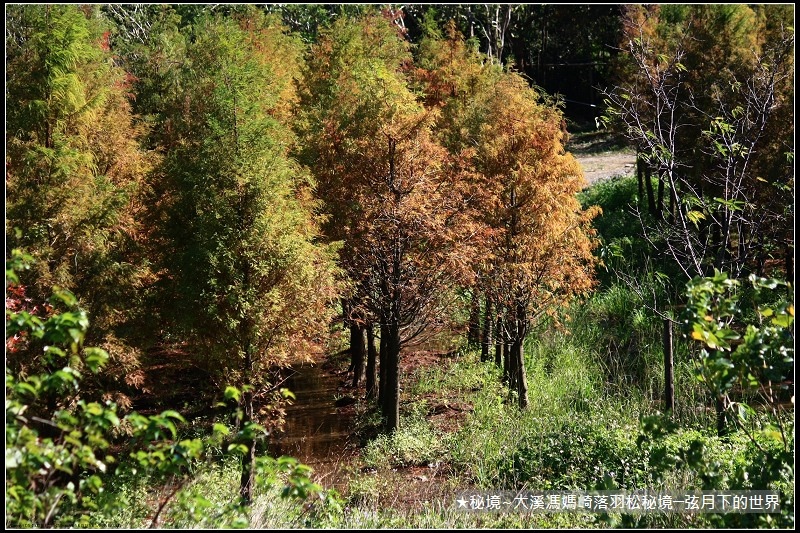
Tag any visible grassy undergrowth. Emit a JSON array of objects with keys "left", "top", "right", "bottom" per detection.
[
  {"left": 76, "top": 174, "right": 791, "bottom": 528},
  {"left": 85, "top": 310, "right": 790, "bottom": 528},
  {"left": 336, "top": 281, "right": 792, "bottom": 528}
]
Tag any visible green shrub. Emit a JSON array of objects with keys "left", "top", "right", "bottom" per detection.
[
  {"left": 497, "top": 417, "right": 647, "bottom": 490},
  {"left": 363, "top": 415, "right": 450, "bottom": 469},
  {"left": 5, "top": 250, "right": 341, "bottom": 528}
]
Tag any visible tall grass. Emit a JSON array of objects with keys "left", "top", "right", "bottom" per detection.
[{"left": 89, "top": 172, "right": 788, "bottom": 528}]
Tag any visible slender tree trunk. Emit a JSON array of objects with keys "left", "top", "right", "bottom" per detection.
[
  {"left": 656, "top": 172, "right": 665, "bottom": 220},
  {"left": 494, "top": 311, "right": 504, "bottom": 368},
  {"left": 502, "top": 334, "right": 512, "bottom": 386},
  {"left": 512, "top": 338, "right": 529, "bottom": 409},
  {"left": 737, "top": 221, "right": 748, "bottom": 276},
  {"left": 366, "top": 324, "right": 377, "bottom": 400},
  {"left": 711, "top": 219, "right": 723, "bottom": 274},
  {"left": 237, "top": 219, "right": 255, "bottom": 503},
  {"left": 239, "top": 391, "right": 256, "bottom": 504},
  {"left": 506, "top": 332, "right": 515, "bottom": 390},
  {"left": 344, "top": 317, "right": 354, "bottom": 375},
  {"left": 663, "top": 319, "right": 674, "bottom": 412},
  {"left": 385, "top": 323, "right": 401, "bottom": 432},
  {"left": 514, "top": 305, "right": 529, "bottom": 409},
  {"left": 668, "top": 177, "right": 677, "bottom": 225},
  {"left": 239, "top": 382, "right": 255, "bottom": 504},
  {"left": 239, "top": 321, "right": 256, "bottom": 503},
  {"left": 481, "top": 296, "right": 493, "bottom": 362},
  {"left": 717, "top": 213, "right": 731, "bottom": 272},
  {"left": 378, "top": 323, "right": 388, "bottom": 408},
  {"left": 350, "top": 323, "right": 365, "bottom": 388},
  {"left": 716, "top": 394, "right": 727, "bottom": 438}
]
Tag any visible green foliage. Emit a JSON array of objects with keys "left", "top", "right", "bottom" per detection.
[
  {"left": 578, "top": 175, "right": 640, "bottom": 242},
  {"left": 5, "top": 254, "right": 339, "bottom": 528},
  {"left": 6, "top": 4, "right": 158, "bottom": 405},
  {"left": 6, "top": 254, "right": 115, "bottom": 527},
  {"left": 363, "top": 409, "right": 451, "bottom": 469},
  {"left": 634, "top": 273, "right": 795, "bottom": 527},
  {"left": 344, "top": 291, "right": 791, "bottom": 527},
  {"left": 501, "top": 417, "right": 648, "bottom": 491},
  {"left": 154, "top": 12, "right": 339, "bottom": 376},
  {"left": 578, "top": 175, "right": 658, "bottom": 285},
  {"left": 578, "top": 284, "right": 661, "bottom": 391},
  {"left": 606, "top": 4, "right": 793, "bottom": 282},
  {"left": 683, "top": 271, "right": 794, "bottom": 396}
]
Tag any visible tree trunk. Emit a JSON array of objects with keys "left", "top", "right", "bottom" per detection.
[
  {"left": 385, "top": 323, "right": 401, "bottom": 432},
  {"left": 481, "top": 296, "right": 493, "bottom": 362},
  {"left": 513, "top": 305, "right": 529, "bottom": 409},
  {"left": 512, "top": 338, "right": 529, "bottom": 409},
  {"left": 238, "top": 248, "right": 255, "bottom": 504},
  {"left": 494, "top": 312, "right": 504, "bottom": 368},
  {"left": 505, "top": 333, "right": 516, "bottom": 391},
  {"left": 716, "top": 394, "right": 727, "bottom": 438},
  {"left": 350, "top": 323, "right": 365, "bottom": 388},
  {"left": 502, "top": 335, "right": 512, "bottom": 386},
  {"left": 668, "top": 177, "right": 677, "bottom": 225},
  {"left": 239, "top": 384, "right": 256, "bottom": 504},
  {"left": 663, "top": 319, "right": 674, "bottom": 412},
  {"left": 711, "top": 220, "right": 723, "bottom": 274},
  {"left": 366, "top": 324, "right": 377, "bottom": 400},
  {"left": 656, "top": 171, "right": 665, "bottom": 220},
  {"left": 378, "top": 323, "right": 388, "bottom": 408},
  {"left": 239, "top": 329, "right": 256, "bottom": 504}
]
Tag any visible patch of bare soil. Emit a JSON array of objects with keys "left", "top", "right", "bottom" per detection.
[{"left": 567, "top": 131, "right": 637, "bottom": 186}]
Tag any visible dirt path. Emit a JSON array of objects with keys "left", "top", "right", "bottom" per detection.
[{"left": 567, "top": 131, "right": 636, "bottom": 186}]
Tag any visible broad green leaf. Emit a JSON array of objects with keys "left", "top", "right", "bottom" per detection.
[
  {"left": 686, "top": 210, "right": 706, "bottom": 227},
  {"left": 224, "top": 386, "right": 241, "bottom": 402}
]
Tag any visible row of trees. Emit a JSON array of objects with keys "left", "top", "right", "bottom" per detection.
[
  {"left": 5, "top": 3, "right": 597, "bottom": 476},
  {"left": 296, "top": 15, "right": 599, "bottom": 421},
  {"left": 5, "top": 4, "right": 793, "bottom": 523}
]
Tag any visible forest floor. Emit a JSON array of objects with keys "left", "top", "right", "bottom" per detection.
[
  {"left": 127, "top": 131, "right": 642, "bottom": 522},
  {"left": 567, "top": 130, "right": 637, "bottom": 185}
]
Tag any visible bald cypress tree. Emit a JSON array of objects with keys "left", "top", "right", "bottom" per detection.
[
  {"left": 153, "top": 12, "right": 340, "bottom": 502},
  {"left": 296, "top": 13, "right": 474, "bottom": 432},
  {"left": 6, "top": 4, "right": 157, "bottom": 403}
]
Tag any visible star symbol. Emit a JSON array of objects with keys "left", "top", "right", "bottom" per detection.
[{"left": 457, "top": 497, "right": 468, "bottom": 508}]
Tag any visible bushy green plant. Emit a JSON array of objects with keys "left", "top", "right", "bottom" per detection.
[
  {"left": 578, "top": 175, "right": 660, "bottom": 287},
  {"left": 363, "top": 414, "right": 450, "bottom": 469},
  {"left": 5, "top": 251, "right": 341, "bottom": 528},
  {"left": 6, "top": 251, "right": 121, "bottom": 527},
  {"left": 574, "top": 282, "right": 664, "bottom": 393},
  {"left": 500, "top": 417, "right": 647, "bottom": 490},
  {"left": 634, "top": 272, "right": 794, "bottom": 528}
]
